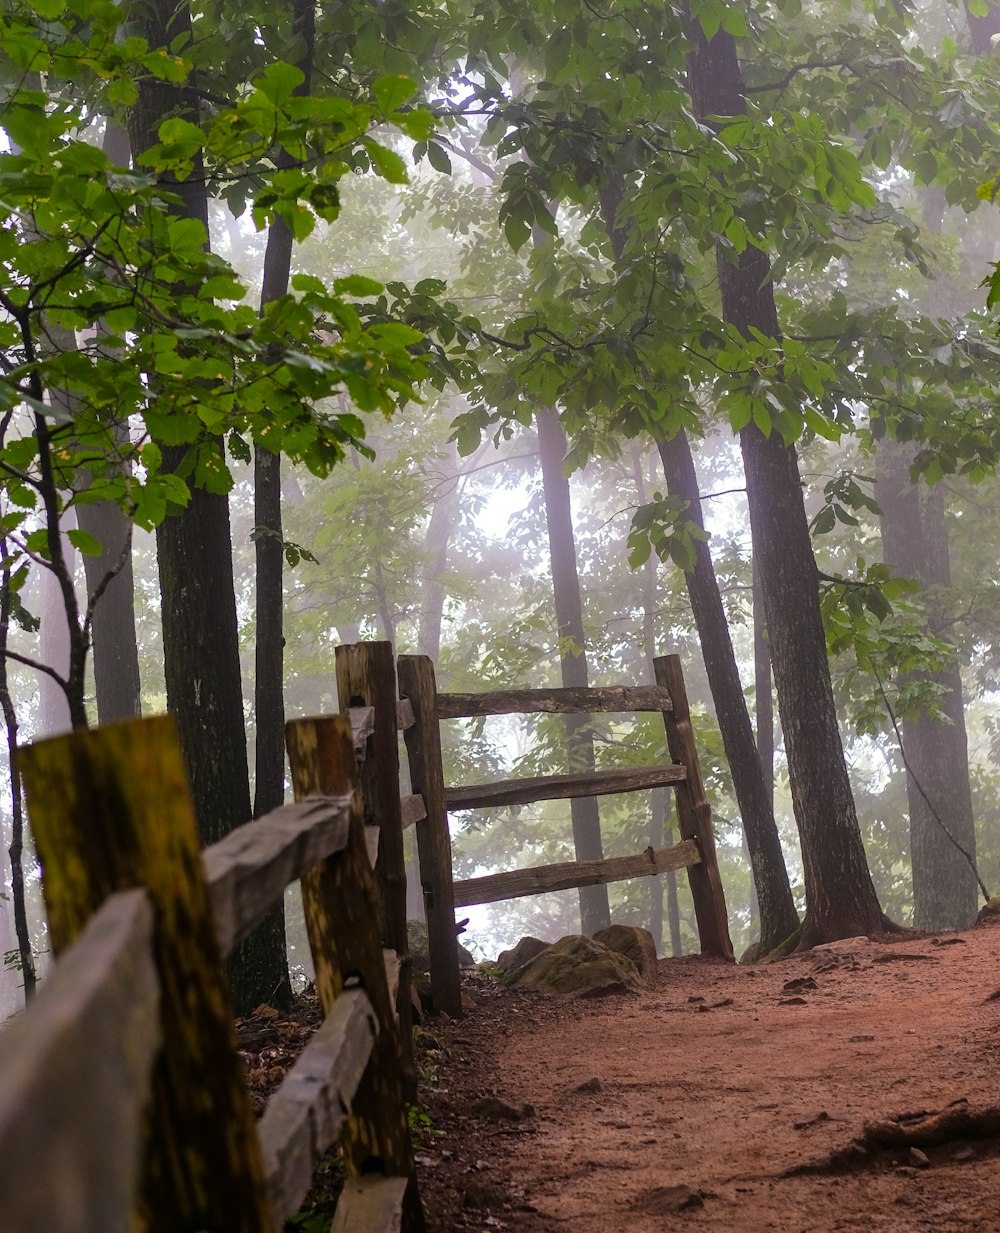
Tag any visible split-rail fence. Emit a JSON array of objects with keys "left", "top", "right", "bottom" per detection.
[{"left": 0, "top": 711, "right": 423, "bottom": 1233}]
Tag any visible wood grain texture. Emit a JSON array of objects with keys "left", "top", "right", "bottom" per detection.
[
  {"left": 203, "top": 797, "right": 351, "bottom": 957},
  {"left": 445, "top": 763, "right": 687, "bottom": 811},
  {"left": 656, "top": 655, "right": 734, "bottom": 961},
  {"left": 435, "top": 684, "right": 674, "bottom": 719},
  {"left": 0, "top": 890, "right": 159, "bottom": 1233},
  {"left": 285, "top": 715, "right": 424, "bottom": 1232},
  {"left": 336, "top": 642, "right": 415, "bottom": 1089},
  {"left": 349, "top": 706, "right": 376, "bottom": 757},
  {"left": 331, "top": 1176, "right": 409, "bottom": 1233},
  {"left": 400, "top": 794, "right": 426, "bottom": 828},
  {"left": 452, "top": 840, "right": 701, "bottom": 907},
  {"left": 397, "top": 655, "right": 463, "bottom": 1019},
  {"left": 258, "top": 989, "right": 376, "bottom": 1224},
  {"left": 19, "top": 715, "right": 276, "bottom": 1233}
]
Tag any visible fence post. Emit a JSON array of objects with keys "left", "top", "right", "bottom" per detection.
[
  {"left": 655, "top": 655, "right": 734, "bottom": 961},
  {"left": 18, "top": 715, "right": 276, "bottom": 1233},
  {"left": 335, "top": 641, "right": 415, "bottom": 1091},
  {"left": 396, "top": 655, "right": 462, "bottom": 1018},
  {"left": 285, "top": 715, "right": 424, "bottom": 1231}
]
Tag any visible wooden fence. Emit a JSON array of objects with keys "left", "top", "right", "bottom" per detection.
[
  {"left": 360, "top": 646, "right": 734, "bottom": 1011},
  {"left": 0, "top": 712, "right": 423, "bottom": 1233}
]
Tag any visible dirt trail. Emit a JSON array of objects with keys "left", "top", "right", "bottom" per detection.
[{"left": 420, "top": 924, "right": 1000, "bottom": 1232}]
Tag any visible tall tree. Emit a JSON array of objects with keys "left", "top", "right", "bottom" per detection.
[
  {"left": 536, "top": 406, "right": 611, "bottom": 934},
  {"left": 684, "top": 13, "right": 893, "bottom": 947},
  {"left": 254, "top": 0, "right": 316, "bottom": 827},
  {"left": 126, "top": 0, "right": 290, "bottom": 1012},
  {"left": 877, "top": 445, "right": 978, "bottom": 929}
]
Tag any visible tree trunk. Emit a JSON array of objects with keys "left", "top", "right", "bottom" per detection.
[
  {"left": 686, "top": 15, "right": 890, "bottom": 947},
  {"left": 127, "top": 0, "right": 289, "bottom": 1013},
  {"left": 78, "top": 496, "right": 141, "bottom": 724},
  {"left": 877, "top": 442, "right": 978, "bottom": 929},
  {"left": 418, "top": 472, "right": 460, "bottom": 661},
  {"left": 254, "top": 0, "right": 315, "bottom": 827},
  {"left": 536, "top": 406, "right": 610, "bottom": 934},
  {"left": 35, "top": 549, "right": 73, "bottom": 737},
  {"left": 655, "top": 432, "right": 799, "bottom": 953}
]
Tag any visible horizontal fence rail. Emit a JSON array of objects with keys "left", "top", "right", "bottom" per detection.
[
  {"left": 0, "top": 889, "right": 160, "bottom": 1233},
  {"left": 452, "top": 839, "right": 703, "bottom": 907},
  {"left": 435, "top": 684, "right": 675, "bottom": 719}
]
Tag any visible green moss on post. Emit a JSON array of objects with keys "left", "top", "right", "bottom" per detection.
[
  {"left": 19, "top": 715, "right": 275, "bottom": 1233},
  {"left": 285, "top": 715, "right": 424, "bottom": 1232}
]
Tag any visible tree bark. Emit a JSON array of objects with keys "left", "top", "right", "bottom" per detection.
[
  {"left": 127, "top": 0, "right": 289, "bottom": 1013},
  {"left": 254, "top": 0, "right": 315, "bottom": 827},
  {"left": 686, "top": 15, "right": 891, "bottom": 946},
  {"left": 877, "top": 443, "right": 978, "bottom": 929},
  {"left": 78, "top": 496, "right": 141, "bottom": 724},
  {"left": 536, "top": 407, "right": 610, "bottom": 934},
  {"left": 655, "top": 432, "right": 799, "bottom": 952},
  {"left": 417, "top": 471, "right": 460, "bottom": 661}
]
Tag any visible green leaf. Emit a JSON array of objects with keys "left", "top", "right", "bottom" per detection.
[
  {"left": 427, "top": 141, "right": 452, "bottom": 176},
  {"left": 373, "top": 75, "right": 417, "bottom": 113},
  {"left": 334, "top": 275, "right": 384, "bottom": 297},
  {"left": 67, "top": 529, "right": 102, "bottom": 557},
  {"left": 364, "top": 140, "right": 409, "bottom": 184},
  {"left": 256, "top": 61, "right": 305, "bottom": 105}
]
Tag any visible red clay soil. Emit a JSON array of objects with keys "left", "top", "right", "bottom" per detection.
[{"left": 417, "top": 921, "right": 1000, "bottom": 1233}]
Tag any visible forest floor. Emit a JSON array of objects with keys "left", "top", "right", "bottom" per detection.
[{"left": 407, "top": 919, "right": 1000, "bottom": 1233}]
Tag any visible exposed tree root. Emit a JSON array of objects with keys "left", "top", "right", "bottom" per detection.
[{"left": 783, "top": 1100, "right": 1000, "bottom": 1177}]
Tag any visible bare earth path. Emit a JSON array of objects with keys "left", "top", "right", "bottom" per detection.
[{"left": 419, "top": 924, "right": 1000, "bottom": 1232}]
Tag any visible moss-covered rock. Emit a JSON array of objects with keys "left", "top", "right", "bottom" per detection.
[{"left": 505, "top": 934, "right": 643, "bottom": 998}]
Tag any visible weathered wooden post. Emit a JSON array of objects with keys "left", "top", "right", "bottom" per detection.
[
  {"left": 396, "top": 654, "right": 462, "bottom": 1018},
  {"left": 285, "top": 715, "right": 424, "bottom": 1232},
  {"left": 335, "top": 640, "right": 415, "bottom": 1088},
  {"left": 19, "top": 715, "right": 276, "bottom": 1233},
  {"left": 655, "top": 655, "right": 734, "bottom": 961}
]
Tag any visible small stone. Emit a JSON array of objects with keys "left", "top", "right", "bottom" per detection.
[
  {"left": 779, "top": 996, "right": 808, "bottom": 1006},
  {"left": 783, "top": 976, "right": 818, "bottom": 992},
  {"left": 849, "top": 1035, "right": 875, "bottom": 1043},
  {"left": 463, "top": 1180, "right": 508, "bottom": 1210},
  {"left": 574, "top": 1077, "right": 603, "bottom": 1093},
  {"left": 470, "top": 1097, "right": 534, "bottom": 1122},
  {"left": 908, "top": 1147, "right": 930, "bottom": 1168},
  {"left": 952, "top": 1145, "right": 975, "bottom": 1161}
]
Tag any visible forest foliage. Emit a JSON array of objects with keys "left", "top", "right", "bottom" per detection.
[{"left": 3, "top": 0, "right": 1000, "bottom": 1005}]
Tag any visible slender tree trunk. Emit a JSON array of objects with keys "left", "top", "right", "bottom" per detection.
[
  {"left": 0, "top": 543, "right": 35, "bottom": 1003},
  {"left": 78, "top": 496, "right": 141, "bottom": 723},
  {"left": 605, "top": 178, "right": 795, "bottom": 952},
  {"left": 655, "top": 433, "right": 799, "bottom": 953},
  {"left": 686, "top": 14, "right": 891, "bottom": 947},
  {"left": 536, "top": 407, "right": 610, "bottom": 934},
  {"left": 877, "top": 443, "right": 978, "bottom": 929},
  {"left": 128, "top": 0, "right": 289, "bottom": 1013},
  {"left": 254, "top": 0, "right": 315, "bottom": 829},
  {"left": 418, "top": 473, "right": 460, "bottom": 661},
  {"left": 35, "top": 558, "right": 73, "bottom": 736}
]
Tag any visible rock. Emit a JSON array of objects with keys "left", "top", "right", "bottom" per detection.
[
  {"left": 632, "top": 1184, "right": 705, "bottom": 1214},
  {"left": 408, "top": 919, "right": 476, "bottom": 971},
  {"left": 469, "top": 1097, "right": 533, "bottom": 1121},
  {"left": 908, "top": 1147, "right": 930, "bottom": 1168},
  {"left": 574, "top": 1077, "right": 603, "bottom": 1093},
  {"left": 463, "top": 1179, "right": 508, "bottom": 1209},
  {"left": 506, "top": 934, "right": 643, "bottom": 998},
  {"left": 976, "top": 896, "right": 1000, "bottom": 925},
  {"left": 496, "top": 935, "right": 550, "bottom": 972},
  {"left": 593, "top": 924, "right": 659, "bottom": 984}
]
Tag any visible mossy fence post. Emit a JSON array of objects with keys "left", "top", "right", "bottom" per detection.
[
  {"left": 18, "top": 714, "right": 275, "bottom": 1233},
  {"left": 285, "top": 714, "right": 424, "bottom": 1232}
]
